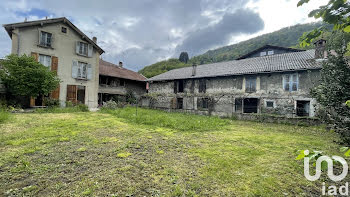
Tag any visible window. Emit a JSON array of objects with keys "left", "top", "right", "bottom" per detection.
[
  {"left": 174, "top": 80, "right": 184, "bottom": 93},
  {"left": 197, "top": 98, "right": 209, "bottom": 109},
  {"left": 268, "top": 50, "right": 274, "bottom": 55},
  {"left": 245, "top": 76, "right": 256, "bottom": 92},
  {"left": 266, "top": 101, "right": 274, "bottom": 108},
  {"left": 235, "top": 98, "right": 243, "bottom": 112},
  {"left": 176, "top": 98, "right": 183, "bottom": 109},
  {"left": 77, "top": 62, "right": 88, "bottom": 79},
  {"left": 283, "top": 73, "right": 298, "bottom": 91},
  {"left": 78, "top": 42, "right": 88, "bottom": 56},
  {"left": 39, "top": 31, "right": 52, "bottom": 47},
  {"left": 39, "top": 54, "right": 51, "bottom": 68},
  {"left": 243, "top": 98, "right": 259, "bottom": 113},
  {"left": 296, "top": 101, "right": 310, "bottom": 117},
  {"left": 199, "top": 79, "right": 206, "bottom": 93},
  {"left": 61, "top": 27, "right": 67, "bottom": 33},
  {"left": 260, "top": 51, "right": 267, "bottom": 56},
  {"left": 120, "top": 79, "right": 125, "bottom": 86}
]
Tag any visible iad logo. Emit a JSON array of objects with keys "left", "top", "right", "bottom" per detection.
[{"left": 303, "top": 150, "right": 348, "bottom": 182}]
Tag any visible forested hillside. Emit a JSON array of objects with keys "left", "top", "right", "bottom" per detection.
[{"left": 139, "top": 22, "right": 326, "bottom": 78}]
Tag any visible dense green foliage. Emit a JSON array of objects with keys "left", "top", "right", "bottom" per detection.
[
  {"left": 140, "top": 22, "right": 327, "bottom": 78},
  {"left": 101, "top": 107, "right": 229, "bottom": 131},
  {"left": 139, "top": 58, "right": 188, "bottom": 78},
  {"left": 311, "top": 31, "right": 350, "bottom": 143},
  {"left": 298, "top": 0, "right": 350, "bottom": 54},
  {"left": 0, "top": 55, "right": 60, "bottom": 98}
]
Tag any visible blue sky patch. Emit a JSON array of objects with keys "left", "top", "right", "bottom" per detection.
[{"left": 16, "top": 8, "right": 54, "bottom": 19}]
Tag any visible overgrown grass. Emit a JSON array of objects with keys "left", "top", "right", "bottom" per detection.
[
  {"left": 0, "top": 110, "right": 346, "bottom": 196},
  {"left": 35, "top": 104, "right": 89, "bottom": 113},
  {"left": 0, "top": 109, "right": 10, "bottom": 124},
  {"left": 101, "top": 107, "right": 230, "bottom": 131}
]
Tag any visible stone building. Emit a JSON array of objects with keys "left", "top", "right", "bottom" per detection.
[
  {"left": 3, "top": 17, "right": 104, "bottom": 108},
  {"left": 98, "top": 59, "right": 146, "bottom": 105},
  {"left": 143, "top": 44, "right": 325, "bottom": 118}
]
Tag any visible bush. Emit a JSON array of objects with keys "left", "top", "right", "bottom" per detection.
[{"left": 43, "top": 97, "right": 60, "bottom": 108}]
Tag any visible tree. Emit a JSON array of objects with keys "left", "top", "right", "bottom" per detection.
[
  {"left": 298, "top": 0, "right": 350, "bottom": 54},
  {"left": 179, "top": 52, "right": 189, "bottom": 63},
  {"left": 0, "top": 54, "right": 60, "bottom": 98},
  {"left": 311, "top": 31, "right": 350, "bottom": 143}
]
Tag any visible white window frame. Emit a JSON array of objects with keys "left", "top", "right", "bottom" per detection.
[
  {"left": 268, "top": 50, "right": 274, "bottom": 55},
  {"left": 39, "top": 31, "right": 52, "bottom": 47},
  {"left": 260, "top": 51, "right": 267, "bottom": 56},
  {"left": 78, "top": 42, "right": 88, "bottom": 56},
  {"left": 77, "top": 61, "right": 88, "bottom": 79},
  {"left": 283, "top": 73, "right": 299, "bottom": 92},
  {"left": 38, "top": 54, "right": 51, "bottom": 69}
]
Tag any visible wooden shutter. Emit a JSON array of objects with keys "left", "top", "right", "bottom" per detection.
[
  {"left": 51, "top": 56, "right": 58, "bottom": 74},
  {"left": 31, "top": 52, "right": 38, "bottom": 61},
  {"left": 50, "top": 85, "right": 60, "bottom": 100},
  {"left": 86, "top": 64, "right": 92, "bottom": 80},
  {"left": 30, "top": 97, "right": 35, "bottom": 107},
  {"left": 171, "top": 97, "right": 177, "bottom": 109},
  {"left": 87, "top": 44, "right": 93, "bottom": 57},
  {"left": 72, "top": 60, "right": 78, "bottom": 78},
  {"left": 173, "top": 81, "right": 177, "bottom": 93},
  {"left": 66, "top": 85, "right": 77, "bottom": 103}
]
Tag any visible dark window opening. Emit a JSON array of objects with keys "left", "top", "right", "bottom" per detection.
[
  {"left": 120, "top": 79, "right": 125, "bottom": 86},
  {"left": 77, "top": 85, "right": 86, "bottom": 104},
  {"left": 61, "top": 27, "right": 67, "bottom": 33},
  {"left": 35, "top": 95, "right": 44, "bottom": 106},
  {"left": 177, "top": 98, "right": 183, "bottom": 109},
  {"left": 243, "top": 98, "right": 258, "bottom": 113},
  {"left": 199, "top": 79, "right": 206, "bottom": 93},
  {"left": 235, "top": 98, "right": 243, "bottom": 112},
  {"left": 245, "top": 76, "right": 256, "bottom": 93},
  {"left": 266, "top": 101, "right": 274, "bottom": 108},
  {"left": 197, "top": 97, "right": 209, "bottom": 109},
  {"left": 174, "top": 80, "right": 184, "bottom": 93},
  {"left": 296, "top": 101, "right": 310, "bottom": 117}
]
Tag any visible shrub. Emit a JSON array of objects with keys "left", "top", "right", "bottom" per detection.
[
  {"left": 101, "top": 100, "right": 119, "bottom": 110},
  {"left": 43, "top": 97, "right": 60, "bottom": 108}
]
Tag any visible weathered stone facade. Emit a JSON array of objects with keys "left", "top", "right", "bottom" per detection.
[{"left": 142, "top": 69, "right": 321, "bottom": 118}]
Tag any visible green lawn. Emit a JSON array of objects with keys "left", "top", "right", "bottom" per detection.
[{"left": 0, "top": 108, "right": 345, "bottom": 196}]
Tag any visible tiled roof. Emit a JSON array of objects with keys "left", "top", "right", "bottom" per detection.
[
  {"left": 99, "top": 59, "right": 146, "bottom": 81},
  {"left": 148, "top": 50, "right": 321, "bottom": 81}
]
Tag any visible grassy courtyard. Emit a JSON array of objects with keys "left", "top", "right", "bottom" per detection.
[{"left": 0, "top": 107, "right": 345, "bottom": 196}]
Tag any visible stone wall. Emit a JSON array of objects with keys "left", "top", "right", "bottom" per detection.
[{"left": 143, "top": 69, "right": 321, "bottom": 118}]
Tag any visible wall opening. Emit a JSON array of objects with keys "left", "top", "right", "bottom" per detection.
[
  {"left": 296, "top": 101, "right": 310, "bottom": 117},
  {"left": 177, "top": 98, "right": 183, "bottom": 109},
  {"left": 243, "top": 98, "right": 258, "bottom": 113},
  {"left": 235, "top": 98, "right": 243, "bottom": 113}
]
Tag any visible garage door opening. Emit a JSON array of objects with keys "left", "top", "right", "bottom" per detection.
[{"left": 243, "top": 98, "right": 258, "bottom": 113}]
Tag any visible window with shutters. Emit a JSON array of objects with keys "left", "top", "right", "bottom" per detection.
[
  {"left": 283, "top": 73, "right": 298, "bottom": 92},
  {"left": 39, "top": 54, "right": 51, "bottom": 68},
  {"left": 77, "top": 62, "right": 88, "bottom": 79},
  {"left": 174, "top": 80, "right": 184, "bottom": 93},
  {"left": 199, "top": 79, "right": 206, "bottom": 93},
  {"left": 78, "top": 42, "right": 88, "bottom": 56},
  {"left": 245, "top": 76, "right": 256, "bottom": 93},
  {"left": 39, "top": 31, "right": 52, "bottom": 47}
]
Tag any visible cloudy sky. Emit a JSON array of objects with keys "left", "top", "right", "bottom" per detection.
[{"left": 0, "top": 0, "right": 327, "bottom": 71}]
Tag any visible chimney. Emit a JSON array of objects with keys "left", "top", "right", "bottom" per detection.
[
  {"left": 119, "top": 61, "right": 123, "bottom": 67},
  {"left": 314, "top": 39, "right": 327, "bottom": 59},
  {"left": 92, "top": 37, "right": 97, "bottom": 43},
  {"left": 192, "top": 63, "right": 197, "bottom": 76}
]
